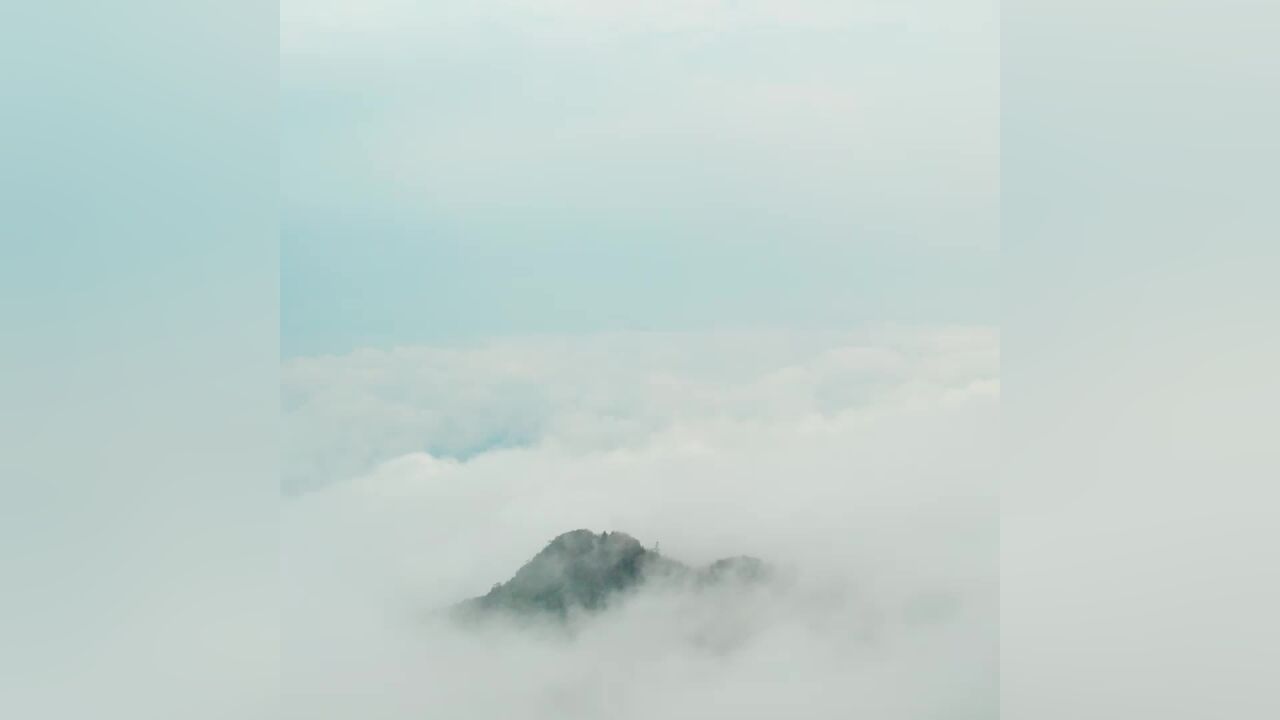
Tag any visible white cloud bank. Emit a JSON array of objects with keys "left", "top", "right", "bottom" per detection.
[
  {"left": 283, "top": 327, "right": 998, "bottom": 719},
  {"left": 284, "top": 327, "right": 997, "bottom": 492}
]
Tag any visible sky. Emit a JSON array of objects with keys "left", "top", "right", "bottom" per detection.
[
  {"left": 3, "top": 1, "right": 1274, "bottom": 719},
  {"left": 281, "top": 0, "right": 998, "bottom": 357},
  {"left": 280, "top": 2, "right": 1000, "bottom": 718}
]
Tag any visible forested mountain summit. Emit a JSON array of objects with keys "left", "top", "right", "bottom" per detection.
[{"left": 454, "top": 529, "right": 769, "bottom": 620}]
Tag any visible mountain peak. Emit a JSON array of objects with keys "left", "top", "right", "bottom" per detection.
[
  {"left": 454, "top": 530, "right": 769, "bottom": 621},
  {"left": 542, "top": 529, "right": 644, "bottom": 557}
]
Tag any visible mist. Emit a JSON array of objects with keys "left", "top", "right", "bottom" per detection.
[{"left": 282, "top": 328, "right": 998, "bottom": 719}]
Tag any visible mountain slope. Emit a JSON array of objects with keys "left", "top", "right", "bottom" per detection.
[{"left": 454, "top": 529, "right": 767, "bottom": 620}]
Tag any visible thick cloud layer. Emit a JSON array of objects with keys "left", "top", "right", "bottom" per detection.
[
  {"left": 283, "top": 328, "right": 998, "bottom": 719},
  {"left": 283, "top": 327, "right": 997, "bottom": 492}
]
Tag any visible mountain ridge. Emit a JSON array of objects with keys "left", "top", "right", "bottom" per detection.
[{"left": 453, "top": 529, "right": 768, "bottom": 621}]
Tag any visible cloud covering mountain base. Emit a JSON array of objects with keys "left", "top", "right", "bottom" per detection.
[{"left": 283, "top": 328, "right": 998, "bottom": 719}]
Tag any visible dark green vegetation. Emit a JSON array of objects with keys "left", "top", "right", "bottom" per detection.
[{"left": 454, "top": 530, "right": 769, "bottom": 621}]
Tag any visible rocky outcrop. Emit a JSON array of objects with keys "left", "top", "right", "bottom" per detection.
[{"left": 454, "top": 530, "right": 768, "bottom": 620}]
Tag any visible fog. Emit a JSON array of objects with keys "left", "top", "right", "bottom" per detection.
[{"left": 283, "top": 328, "right": 998, "bottom": 719}]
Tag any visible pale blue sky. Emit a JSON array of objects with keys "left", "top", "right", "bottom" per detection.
[{"left": 280, "top": 0, "right": 999, "bottom": 357}]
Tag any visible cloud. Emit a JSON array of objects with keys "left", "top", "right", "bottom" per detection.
[
  {"left": 282, "top": 327, "right": 998, "bottom": 492},
  {"left": 283, "top": 327, "right": 998, "bottom": 718}
]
